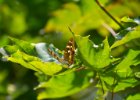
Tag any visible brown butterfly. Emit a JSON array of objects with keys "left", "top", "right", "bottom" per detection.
[
  {"left": 48, "top": 38, "right": 75, "bottom": 65},
  {"left": 64, "top": 38, "right": 75, "bottom": 65}
]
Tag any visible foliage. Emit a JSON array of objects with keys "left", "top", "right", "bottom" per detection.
[
  {"left": 0, "top": 16, "right": 140, "bottom": 100},
  {"left": 0, "top": 0, "right": 140, "bottom": 100}
]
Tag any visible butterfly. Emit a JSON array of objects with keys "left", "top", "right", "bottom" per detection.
[{"left": 48, "top": 38, "right": 75, "bottom": 66}]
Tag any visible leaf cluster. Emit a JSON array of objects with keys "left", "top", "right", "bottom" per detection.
[{"left": 0, "top": 17, "right": 140, "bottom": 100}]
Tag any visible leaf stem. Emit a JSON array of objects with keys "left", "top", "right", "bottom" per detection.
[
  {"left": 95, "top": 0, "right": 124, "bottom": 29},
  {"left": 111, "top": 91, "right": 114, "bottom": 100},
  {"left": 98, "top": 74, "right": 107, "bottom": 100},
  {"left": 98, "top": 74, "right": 104, "bottom": 94},
  {"left": 111, "top": 72, "right": 117, "bottom": 100},
  {"left": 75, "top": 66, "right": 86, "bottom": 71}
]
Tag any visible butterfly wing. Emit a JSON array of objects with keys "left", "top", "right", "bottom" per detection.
[
  {"left": 64, "top": 38, "right": 75, "bottom": 65},
  {"left": 48, "top": 38, "right": 75, "bottom": 65}
]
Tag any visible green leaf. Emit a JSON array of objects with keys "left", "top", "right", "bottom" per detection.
[
  {"left": 44, "top": 0, "right": 114, "bottom": 40},
  {"left": 44, "top": 0, "right": 139, "bottom": 39},
  {"left": 44, "top": 3, "right": 81, "bottom": 39},
  {"left": 131, "top": 64, "right": 140, "bottom": 78},
  {"left": 100, "top": 72, "right": 117, "bottom": 91},
  {"left": 126, "top": 93, "right": 140, "bottom": 100},
  {"left": 75, "top": 35, "right": 111, "bottom": 70},
  {"left": 8, "top": 50, "right": 63, "bottom": 75},
  {"left": 111, "top": 49, "right": 140, "bottom": 92},
  {"left": 3, "top": 45, "right": 19, "bottom": 54},
  {"left": 134, "top": 72, "right": 140, "bottom": 78},
  {"left": 121, "top": 16, "right": 140, "bottom": 28},
  {"left": 111, "top": 26, "right": 140, "bottom": 49},
  {"left": 115, "top": 49, "right": 140, "bottom": 78},
  {"left": 114, "top": 78, "right": 139, "bottom": 92},
  {"left": 121, "top": 16, "right": 136, "bottom": 23},
  {"left": 8, "top": 37, "right": 36, "bottom": 55},
  {"left": 36, "top": 70, "right": 93, "bottom": 99},
  {"left": 100, "top": 49, "right": 140, "bottom": 92}
]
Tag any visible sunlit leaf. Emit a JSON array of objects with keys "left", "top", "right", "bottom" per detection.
[
  {"left": 114, "top": 78, "right": 139, "bottom": 92},
  {"left": 135, "top": 72, "right": 140, "bottom": 78},
  {"left": 8, "top": 51, "right": 63, "bottom": 75},
  {"left": 131, "top": 64, "right": 140, "bottom": 79},
  {"left": 75, "top": 35, "right": 111, "bottom": 70},
  {"left": 121, "top": 16, "right": 140, "bottom": 27},
  {"left": 115, "top": 49, "right": 140, "bottom": 78},
  {"left": 44, "top": 3, "right": 81, "bottom": 40},
  {"left": 100, "top": 49, "right": 140, "bottom": 92},
  {"left": 4, "top": 45, "right": 19, "bottom": 54},
  {"left": 111, "top": 49, "right": 140, "bottom": 92},
  {"left": 111, "top": 26, "right": 140, "bottom": 49},
  {"left": 126, "top": 93, "right": 140, "bottom": 100},
  {"left": 44, "top": 0, "right": 109, "bottom": 40},
  {"left": 8, "top": 37, "right": 36, "bottom": 55}
]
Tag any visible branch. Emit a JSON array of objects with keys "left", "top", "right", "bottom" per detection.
[{"left": 95, "top": 0, "right": 124, "bottom": 29}]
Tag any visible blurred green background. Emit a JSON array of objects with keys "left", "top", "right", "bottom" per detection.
[{"left": 0, "top": 0, "right": 140, "bottom": 100}]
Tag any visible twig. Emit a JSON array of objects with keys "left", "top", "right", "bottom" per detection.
[
  {"left": 98, "top": 73, "right": 107, "bottom": 100},
  {"left": 111, "top": 72, "right": 117, "bottom": 100},
  {"left": 95, "top": 0, "right": 124, "bottom": 29},
  {"left": 111, "top": 91, "right": 114, "bottom": 100},
  {"left": 98, "top": 74, "right": 105, "bottom": 94},
  {"left": 75, "top": 66, "right": 86, "bottom": 71}
]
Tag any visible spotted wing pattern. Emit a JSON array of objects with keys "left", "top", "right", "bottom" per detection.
[
  {"left": 64, "top": 38, "right": 75, "bottom": 65},
  {"left": 48, "top": 38, "right": 75, "bottom": 65}
]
